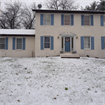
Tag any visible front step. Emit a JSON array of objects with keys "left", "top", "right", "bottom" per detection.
[{"left": 60, "top": 53, "right": 80, "bottom": 58}]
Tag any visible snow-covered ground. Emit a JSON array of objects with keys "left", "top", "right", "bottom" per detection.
[{"left": 0, "top": 57, "right": 105, "bottom": 105}]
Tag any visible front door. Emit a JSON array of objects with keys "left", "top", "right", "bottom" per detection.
[{"left": 65, "top": 37, "right": 70, "bottom": 52}]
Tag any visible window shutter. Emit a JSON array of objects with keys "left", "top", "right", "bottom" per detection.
[
  {"left": 13, "top": 38, "right": 15, "bottom": 50},
  {"left": 81, "top": 15, "right": 84, "bottom": 26},
  {"left": 61, "top": 14, "right": 64, "bottom": 25},
  {"left": 100, "top": 15, "right": 104, "bottom": 26},
  {"left": 41, "top": 36, "right": 44, "bottom": 50},
  {"left": 81, "top": 36, "right": 84, "bottom": 49},
  {"left": 5, "top": 37, "right": 8, "bottom": 50},
  {"left": 23, "top": 38, "right": 25, "bottom": 50},
  {"left": 71, "top": 15, "right": 74, "bottom": 26},
  {"left": 101, "top": 37, "right": 104, "bottom": 49},
  {"left": 91, "top": 15, "right": 94, "bottom": 26},
  {"left": 40, "top": 14, "right": 43, "bottom": 25},
  {"left": 51, "top": 36, "right": 54, "bottom": 50},
  {"left": 51, "top": 14, "right": 54, "bottom": 25},
  {"left": 91, "top": 37, "right": 94, "bottom": 50}
]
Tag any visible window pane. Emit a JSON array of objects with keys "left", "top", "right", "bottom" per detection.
[
  {"left": 84, "top": 43, "right": 90, "bottom": 48},
  {"left": 17, "top": 44, "right": 22, "bottom": 49},
  {"left": 65, "top": 20, "right": 70, "bottom": 25},
  {"left": 17, "top": 38, "right": 22, "bottom": 43},
  {"left": 45, "top": 37, "right": 50, "bottom": 42},
  {"left": 84, "top": 21, "right": 90, "bottom": 25},
  {"left": 0, "top": 38, "right": 5, "bottom": 44},
  {"left": 0, "top": 44, "right": 5, "bottom": 49},
  {"left": 65, "top": 15, "right": 70, "bottom": 20},
  {"left": 84, "top": 37, "right": 90, "bottom": 43},
  {"left": 44, "top": 43, "right": 50, "bottom": 48}
]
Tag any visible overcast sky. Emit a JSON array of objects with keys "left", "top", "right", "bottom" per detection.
[{"left": 1, "top": 0, "right": 100, "bottom": 8}]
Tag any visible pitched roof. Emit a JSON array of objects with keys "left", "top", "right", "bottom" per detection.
[
  {"left": 32, "top": 9, "right": 105, "bottom": 14},
  {"left": 0, "top": 29, "right": 35, "bottom": 36}
]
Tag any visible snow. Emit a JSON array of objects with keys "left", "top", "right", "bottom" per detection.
[
  {"left": 0, "top": 57, "right": 105, "bottom": 105},
  {"left": 0, "top": 29, "right": 35, "bottom": 35}
]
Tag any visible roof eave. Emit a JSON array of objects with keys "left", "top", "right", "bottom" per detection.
[{"left": 32, "top": 9, "right": 105, "bottom": 14}]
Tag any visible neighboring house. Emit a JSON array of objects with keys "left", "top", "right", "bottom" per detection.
[{"left": 0, "top": 10, "right": 105, "bottom": 58}]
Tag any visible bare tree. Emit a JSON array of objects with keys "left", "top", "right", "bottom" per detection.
[
  {"left": 45, "top": 0, "right": 79, "bottom": 10},
  {"left": 0, "top": 1, "right": 24, "bottom": 29},
  {"left": 22, "top": 3, "right": 36, "bottom": 29}
]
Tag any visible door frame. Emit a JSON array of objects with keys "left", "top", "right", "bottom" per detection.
[{"left": 60, "top": 33, "right": 76, "bottom": 53}]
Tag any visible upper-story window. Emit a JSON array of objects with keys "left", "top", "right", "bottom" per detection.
[
  {"left": 81, "top": 15, "right": 94, "bottom": 26},
  {"left": 0, "top": 38, "right": 5, "bottom": 49},
  {"left": 64, "top": 15, "right": 71, "bottom": 25},
  {"left": 84, "top": 16, "right": 90, "bottom": 25},
  {"left": 100, "top": 15, "right": 105, "bottom": 26},
  {"left": 61, "top": 14, "right": 74, "bottom": 26},
  {"left": 40, "top": 14, "right": 54, "bottom": 25},
  {"left": 44, "top": 14, "right": 51, "bottom": 25}
]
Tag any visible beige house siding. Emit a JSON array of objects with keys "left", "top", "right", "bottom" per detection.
[
  {"left": 0, "top": 36, "right": 35, "bottom": 57},
  {"left": 35, "top": 13, "right": 105, "bottom": 58}
]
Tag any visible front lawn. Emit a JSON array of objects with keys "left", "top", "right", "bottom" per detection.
[{"left": 0, "top": 57, "right": 105, "bottom": 105}]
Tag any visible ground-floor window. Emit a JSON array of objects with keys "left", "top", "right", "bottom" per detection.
[
  {"left": 84, "top": 36, "right": 91, "bottom": 49},
  {"left": 0, "top": 38, "right": 5, "bottom": 49},
  {"left": 44, "top": 36, "right": 50, "bottom": 48},
  {"left": 16, "top": 38, "right": 22, "bottom": 49}
]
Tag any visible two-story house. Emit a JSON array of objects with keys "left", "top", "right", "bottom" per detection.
[
  {"left": 0, "top": 9, "right": 105, "bottom": 58},
  {"left": 33, "top": 9, "right": 105, "bottom": 58}
]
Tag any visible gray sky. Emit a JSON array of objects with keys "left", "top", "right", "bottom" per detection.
[{"left": 1, "top": 0, "right": 100, "bottom": 8}]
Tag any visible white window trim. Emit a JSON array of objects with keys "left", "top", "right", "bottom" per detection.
[
  {"left": 64, "top": 15, "right": 71, "bottom": 25},
  {"left": 16, "top": 38, "right": 23, "bottom": 50},
  {"left": 44, "top": 36, "right": 51, "bottom": 49},
  {"left": 43, "top": 14, "right": 51, "bottom": 25},
  {"left": 84, "top": 36, "right": 91, "bottom": 49},
  {"left": 84, "top": 15, "right": 91, "bottom": 26},
  {"left": 0, "top": 38, "right": 5, "bottom": 50}
]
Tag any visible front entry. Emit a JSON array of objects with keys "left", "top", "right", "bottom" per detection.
[{"left": 65, "top": 37, "right": 70, "bottom": 52}]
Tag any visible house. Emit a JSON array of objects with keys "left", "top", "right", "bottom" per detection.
[
  {"left": 0, "top": 9, "right": 105, "bottom": 58},
  {"left": 0, "top": 30, "right": 35, "bottom": 57}
]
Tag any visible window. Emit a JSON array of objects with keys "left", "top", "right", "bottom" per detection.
[
  {"left": 0, "top": 38, "right": 5, "bottom": 49},
  {"left": 64, "top": 15, "right": 70, "bottom": 25},
  {"left": 17, "top": 38, "right": 22, "bottom": 49},
  {"left": 104, "top": 16, "right": 105, "bottom": 26},
  {"left": 84, "top": 16, "right": 90, "bottom": 25},
  {"left": 84, "top": 37, "right": 91, "bottom": 49},
  {"left": 44, "top": 14, "right": 51, "bottom": 25},
  {"left": 44, "top": 37, "right": 50, "bottom": 48}
]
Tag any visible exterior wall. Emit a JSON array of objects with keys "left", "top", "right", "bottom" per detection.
[
  {"left": 35, "top": 13, "right": 105, "bottom": 58},
  {"left": 0, "top": 36, "right": 35, "bottom": 57}
]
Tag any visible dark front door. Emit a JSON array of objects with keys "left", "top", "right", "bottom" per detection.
[{"left": 65, "top": 37, "right": 70, "bottom": 52}]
